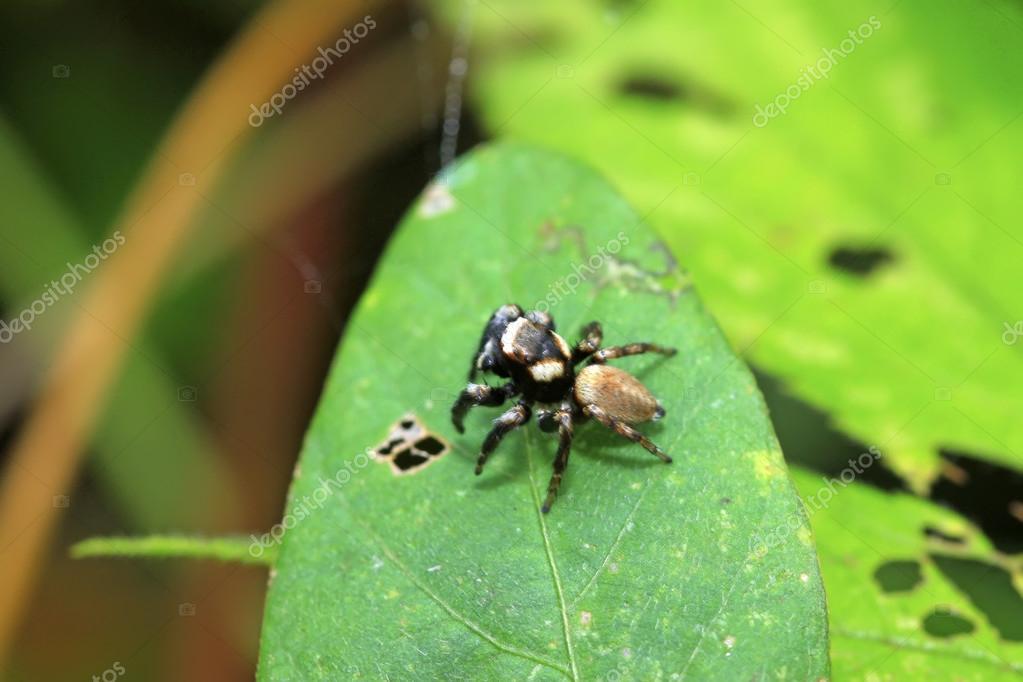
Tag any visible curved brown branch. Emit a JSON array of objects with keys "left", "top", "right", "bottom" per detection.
[{"left": 0, "top": 0, "right": 383, "bottom": 662}]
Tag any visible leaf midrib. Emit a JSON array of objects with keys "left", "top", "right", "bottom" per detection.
[
  {"left": 340, "top": 494, "right": 570, "bottom": 677},
  {"left": 524, "top": 427, "right": 580, "bottom": 681}
]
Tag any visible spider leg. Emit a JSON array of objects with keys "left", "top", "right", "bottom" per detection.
[
  {"left": 582, "top": 404, "right": 672, "bottom": 463},
  {"left": 451, "top": 382, "right": 517, "bottom": 433},
  {"left": 589, "top": 342, "right": 676, "bottom": 364},
  {"left": 541, "top": 403, "right": 574, "bottom": 513},
  {"left": 572, "top": 321, "right": 603, "bottom": 364},
  {"left": 475, "top": 401, "right": 532, "bottom": 474}
]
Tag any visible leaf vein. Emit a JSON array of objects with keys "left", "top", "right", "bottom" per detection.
[
  {"left": 525, "top": 429, "right": 581, "bottom": 681},
  {"left": 344, "top": 500, "right": 570, "bottom": 676},
  {"left": 568, "top": 482, "right": 650, "bottom": 609},
  {"left": 832, "top": 627, "right": 1023, "bottom": 674}
]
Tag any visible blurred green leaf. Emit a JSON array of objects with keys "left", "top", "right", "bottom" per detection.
[
  {"left": 442, "top": 0, "right": 1023, "bottom": 491},
  {"left": 257, "top": 143, "right": 827, "bottom": 679},
  {"left": 791, "top": 467, "right": 1023, "bottom": 680},
  {"left": 71, "top": 534, "right": 271, "bottom": 565},
  {"left": 0, "top": 116, "right": 236, "bottom": 530}
]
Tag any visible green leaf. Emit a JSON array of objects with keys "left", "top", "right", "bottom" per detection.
[
  {"left": 791, "top": 467, "right": 1023, "bottom": 680},
  {"left": 441, "top": 0, "right": 1023, "bottom": 491},
  {"left": 257, "top": 143, "right": 827, "bottom": 679},
  {"left": 71, "top": 534, "right": 272, "bottom": 566}
]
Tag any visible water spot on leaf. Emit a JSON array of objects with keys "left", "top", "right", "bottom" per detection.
[{"left": 873, "top": 560, "right": 923, "bottom": 593}]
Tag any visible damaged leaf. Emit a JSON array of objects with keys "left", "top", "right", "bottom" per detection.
[
  {"left": 257, "top": 143, "right": 828, "bottom": 679},
  {"left": 791, "top": 466, "right": 1023, "bottom": 680}
]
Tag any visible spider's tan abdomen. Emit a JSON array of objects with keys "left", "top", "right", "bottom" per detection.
[{"left": 574, "top": 364, "right": 663, "bottom": 424}]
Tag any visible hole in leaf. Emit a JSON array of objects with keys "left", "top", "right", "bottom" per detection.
[
  {"left": 617, "top": 73, "right": 734, "bottom": 115},
  {"left": 392, "top": 447, "right": 430, "bottom": 472},
  {"left": 827, "top": 246, "right": 895, "bottom": 276},
  {"left": 376, "top": 438, "right": 404, "bottom": 457},
  {"left": 931, "top": 554, "right": 1023, "bottom": 641},
  {"left": 414, "top": 436, "right": 445, "bottom": 456},
  {"left": 923, "top": 526, "right": 966, "bottom": 545},
  {"left": 619, "top": 75, "right": 682, "bottom": 101},
  {"left": 874, "top": 560, "right": 923, "bottom": 593},
  {"left": 931, "top": 448, "right": 1023, "bottom": 553},
  {"left": 753, "top": 370, "right": 907, "bottom": 492},
  {"left": 923, "top": 608, "right": 975, "bottom": 638},
  {"left": 371, "top": 412, "right": 450, "bottom": 475}
]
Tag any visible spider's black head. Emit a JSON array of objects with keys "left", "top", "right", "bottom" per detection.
[
  {"left": 467, "top": 304, "right": 558, "bottom": 379},
  {"left": 468, "top": 304, "right": 522, "bottom": 380},
  {"left": 466, "top": 303, "right": 574, "bottom": 403},
  {"left": 497, "top": 315, "right": 574, "bottom": 403}
]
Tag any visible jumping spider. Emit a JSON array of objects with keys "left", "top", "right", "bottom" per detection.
[{"left": 451, "top": 303, "right": 677, "bottom": 512}]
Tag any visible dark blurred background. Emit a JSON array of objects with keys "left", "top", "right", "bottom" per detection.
[{"left": 0, "top": 2, "right": 464, "bottom": 678}]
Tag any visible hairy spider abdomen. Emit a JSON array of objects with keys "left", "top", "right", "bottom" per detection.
[{"left": 574, "top": 364, "right": 664, "bottom": 424}]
